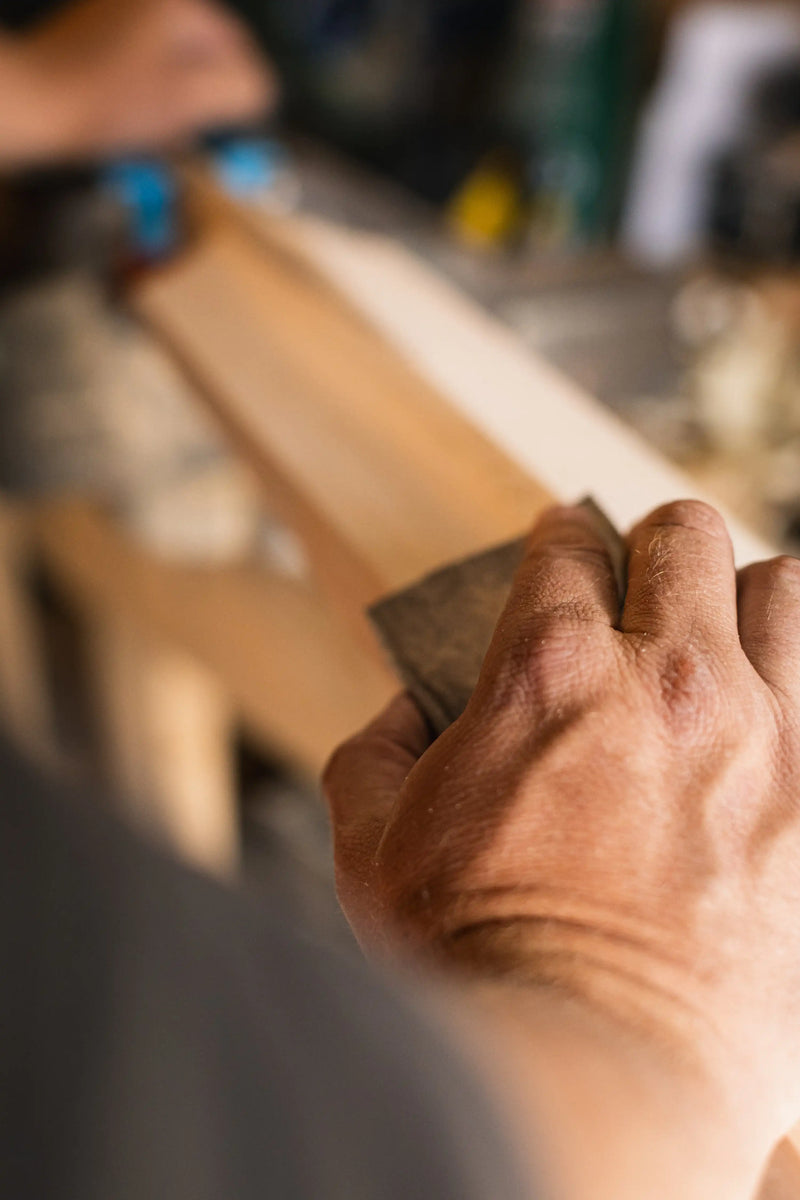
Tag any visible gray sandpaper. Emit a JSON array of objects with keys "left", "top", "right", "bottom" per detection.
[{"left": 368, "top": 499, "right": 626, "bottom": 738}]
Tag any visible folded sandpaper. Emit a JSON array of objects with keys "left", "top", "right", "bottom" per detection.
[{"left": 368, "top": 499, "right": 626, "bottom": 738}]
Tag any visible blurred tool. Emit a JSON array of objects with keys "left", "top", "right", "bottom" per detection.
[
  {"left": 206, "top": 132, "right": 301, "bottom": 211},
  {"left": 708, "top": 58, "right": 800, "bottom": 264},
  {"left": 623, "top": 2, "right": 800, "bottom": 266},
  {"left": 447, "top": 151, "right": 525, "bottom": 248},
  {"left": 102, "top": 160, "right": 180, "bottom": 264},
  {"left": 209, "top": 135, "right": 284, "bottom": 197}
]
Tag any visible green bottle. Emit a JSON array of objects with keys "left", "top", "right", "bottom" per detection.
[{"left": 502, "top": 0, "right": 646, "bottom": 246}]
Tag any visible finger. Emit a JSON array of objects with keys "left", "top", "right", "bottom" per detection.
[
  {"left": 175, "top": 53, "right": 275, "bottom": 127},
  {"left": 477, "top": 503, "right": 622, "bottom": 709},
  {"left": 167, "top": 0, "right": 277, "bottom": 120},
  {"left": 509, "top": 503, "right": 623, "bottom": 630},
  {"left": 171, "top": 0, "right": 258, "bottom": 56},
  {"left": 323, "top": 693, "right": 430, "bottom": 837},
  {"left": 738, "top": 556, "right": 800, "bottom": 699},
  {"left": 622, "top": 500, "right": 738, "bottom": 645},
  {"left": 173, "top": 5, "right": 276, "bottom": 114}
]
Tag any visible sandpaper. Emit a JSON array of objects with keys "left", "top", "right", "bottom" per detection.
[{"left": 368, "top": 498, "right": 627, "bottom": 738}]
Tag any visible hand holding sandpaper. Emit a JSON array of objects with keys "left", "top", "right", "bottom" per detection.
[
  {"left": 369, "top": 498, "right": 626, "bottom": 736},
  {"left": 327, "top": 499, "right": 800, "bottom": 1200}
]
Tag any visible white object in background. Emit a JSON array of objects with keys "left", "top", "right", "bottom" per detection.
[{"left": 622, "top": 3, "right": 800, "bottom": 266}]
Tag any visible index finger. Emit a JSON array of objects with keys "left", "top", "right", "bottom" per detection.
[{"left": 476, "top": 503, "right": 624, "bottom": 711}]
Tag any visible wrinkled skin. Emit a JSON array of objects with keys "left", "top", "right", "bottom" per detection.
[{"left": 325, "top": 500, "right": 800, "bottom": 1142}]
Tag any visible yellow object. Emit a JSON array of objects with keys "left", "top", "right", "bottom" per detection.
[{"left": 448, "top": 164, "right": 521, "bottom": 247}]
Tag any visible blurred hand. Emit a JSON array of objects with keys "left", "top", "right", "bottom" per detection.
[
  {"left": 2, "top": 0, "right": 275, "bottom": 164},
  {"left": 326, "top": 500, "right": 800, "bottom": 1147}
]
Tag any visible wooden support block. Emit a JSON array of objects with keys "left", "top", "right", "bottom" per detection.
[{"left": 88, "top": 615, "right": 237, "bottom": 875}]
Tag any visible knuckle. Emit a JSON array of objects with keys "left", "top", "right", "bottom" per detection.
[
  {"left": 519, "top": 546, "right": 614, "bottom": 608},
  {"left": 530, "top": 542, "right": 612, "bottom": 574},
  {"left": 648, "top": 641, "right": 723, "bottom": 733},
  {"left": 642, "top": 499, "right": 728, "bottom": 541},
  {"left": 528, "top": 508, "right": 610, "bottom": 554},
  {"left": 737, "top": 561, "right": 765, "bottom": 590},
  {"left": 760, "top": 555, "right": 800, "bottom": 589},
  {"left": 483, "top": 625, "right": 592, "bottom": 716}
]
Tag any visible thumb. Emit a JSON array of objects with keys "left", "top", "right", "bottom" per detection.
[{"left": 323, "top": 692, "right": 430, "bottom": 846}]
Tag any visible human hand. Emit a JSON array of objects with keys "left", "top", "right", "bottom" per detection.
[
  {"left": 1, "top": 0, "right": 274, "bottom": 165},
  {"left": 325, "top": 500, "right": 800, "bottom": 1154}
]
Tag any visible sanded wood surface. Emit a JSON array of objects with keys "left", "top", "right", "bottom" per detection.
[{"left": 132, "top": 193, "right": 553, "bottom": 630}]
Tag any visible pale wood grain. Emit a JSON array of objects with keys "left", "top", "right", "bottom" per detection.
[
  {"left": 178, "top": 163, "right": 773, "bottom": 565},
  {"left": 88, "top": 615, "right": 237, "bottom": 875}
]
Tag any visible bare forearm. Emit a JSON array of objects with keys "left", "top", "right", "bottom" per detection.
[
  {"left": 0, "top": 34, "right": 78, "bottom": 167},
  {"left": 454, "top": 983, "right": 770, "bottom": 1200},
  {"left": 0, "top": 1, "right": 271, "bottom": 170}
]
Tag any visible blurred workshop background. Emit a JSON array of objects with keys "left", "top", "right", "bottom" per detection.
[{"left": 3, "top": 0, "right": 800, "bottom": 887}]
